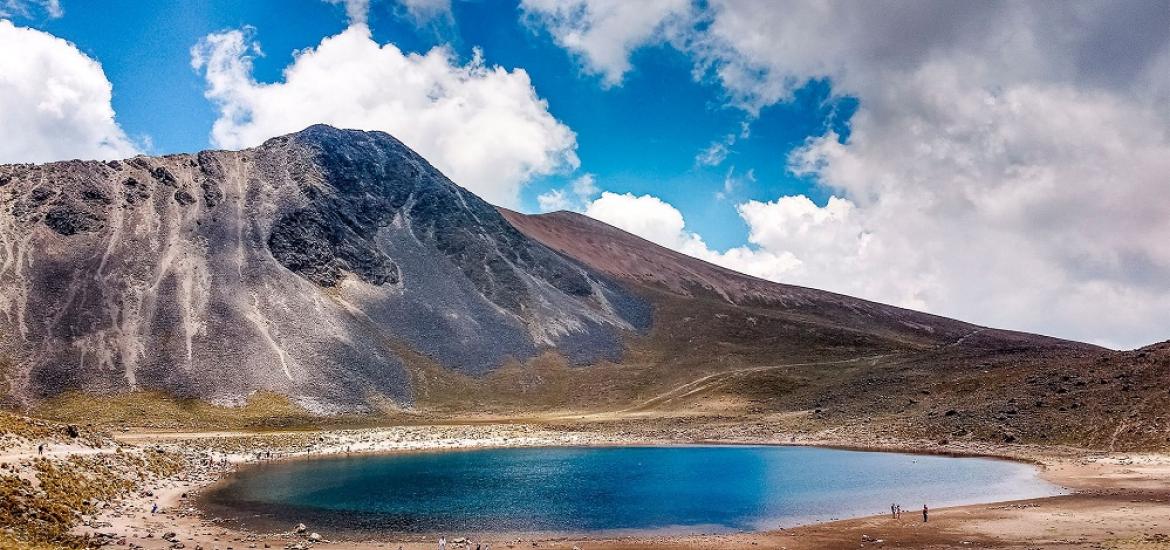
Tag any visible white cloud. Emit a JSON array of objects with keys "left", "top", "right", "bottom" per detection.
[
  {"left": 696, "top": 121, "right": 750, "bottom": 167},
  {"left": 0, "top": 0, "right": 62, "bottom": 19},
  {"left": 0, "top": 20, "right": 137, "bottom": 164},
  {"left": 535, "top": 173, "right": 599, "bottom": 212},
  {"left": 398, "top": 0, "right": 451, "bottom": 23},
  {"left": 581, "top": 191, "right": 800, "bottom": 279},
  {"left": 695, "top": 141, "right": 727, "bottom": 167},
  {"left": 519, "top": 0, "right": 691, "bottom": 86},
  {"left": 584, "top": 191, "right": 691, "bottom": 248},
  {"left": 325, "top": 0, "right": 370, "bottom": 26},
  {"left": 570, "top": 173, "right": 598, "bottom": 199},
  {"left": 715, "top": 166, "right": 752, "bottom": 201},
  {"left": 532, "top": 1, "right": 1170, "bottom": 348},
  {"left": 536, "top": 188, "right": 571, "bottom": 211},
  {"left": 191, "top": 24, "right": 578, "bottom": 207}
]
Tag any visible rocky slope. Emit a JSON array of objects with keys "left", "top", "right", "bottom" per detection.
[
  {"left": 0, "top": 125, "right": 1105, "bottom": 419},
  {"left": 0, "top": 126, "right": 647, "bottom": 412}
]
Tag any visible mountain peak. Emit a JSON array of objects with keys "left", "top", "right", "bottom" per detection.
[{"left": 0, "top": 132, "right": 648, "bottom": 411}]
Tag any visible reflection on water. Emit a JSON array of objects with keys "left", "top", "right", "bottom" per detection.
[{"left": 201, "top": 445, "right": 1062, "bottom": 536}]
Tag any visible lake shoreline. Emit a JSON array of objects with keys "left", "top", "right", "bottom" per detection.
[
  {"left": 41, "top": 417, "right": 1170, "bottom": 549},
  {"left": 196, "top": 443, "right": 1061, "bottom": 540}
]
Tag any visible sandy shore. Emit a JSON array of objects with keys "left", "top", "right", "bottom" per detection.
[{"left": 34, "top": 422, "right": 1170, "bottom": 550}]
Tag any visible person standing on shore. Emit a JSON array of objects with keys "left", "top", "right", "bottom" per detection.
[
  {"left": 438, "top": 536, "right": 446, "bottom": 550},
  {"left": 923, "top": 504, "right": 928, "bottom": 523},
  {"left": 891, "top": 503, "right": 896, "bottom": 518}
]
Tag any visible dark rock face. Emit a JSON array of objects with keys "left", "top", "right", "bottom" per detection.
[
  {"left": 0, "top": 125, "right": 649, "bottom": 411},
  {"left": 279, "top": 126, "right": 649, "bottom": 372},
  {"left": 285, "top": 126, "right": 596, "bottom": 308},
  {"left": 267, "top": 209, "right": 401, "bottom": 287},
  {"left": 43, "top": 204, "right": 103, "bottom": 235},
  {"left": 173, "top": 189, "right": 196, "bottom": 206}
]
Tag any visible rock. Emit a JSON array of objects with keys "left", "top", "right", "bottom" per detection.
[
  {"left": 43, "top": 205, "right": 103, "bottom": 235},
  {"left": 152, "top": 166, "right": 178, "bottom": 187},
  {"left": 174, "top": 189, "right": 196, "bottom": 206},
  {"left": 308, "top": 533, "right": 321, "bottom": 542},
  {"left": 201, "top": 180, "right": 223, "bottom": 206},
  {"left": 122, "top": 176, "right": 151, "bottom": 204}
]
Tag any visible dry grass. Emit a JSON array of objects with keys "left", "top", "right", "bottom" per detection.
[
  {"left": 0, "top": 412, "right": 107, "bottom": 452},
  {"left": 0, "top": 411, "right": 58, "bottom": 441},
  {"left": 0, "top": 532, "right": 67, "bottom": 550},
  {"left": 33, "top": 390, "right": 332, "bottom": 431},
  {"left": 0, "top": 449, "right": 183, "bottom": 548}
]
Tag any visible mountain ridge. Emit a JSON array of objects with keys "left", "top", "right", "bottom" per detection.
[{"left": 500, "top": 208, "right": 1094, "bottom": 353}]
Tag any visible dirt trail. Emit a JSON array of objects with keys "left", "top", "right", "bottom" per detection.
[
  {"left": 617, "top": 327, "right": 984, "bottom": 415},
  {"left": 620, "top": 354, "right": 894, "bottom": 413},
  {"left": 0, "top": 442, "right": 115, "bottom": 462}
]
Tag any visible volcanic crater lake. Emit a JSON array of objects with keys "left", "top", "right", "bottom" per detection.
[{"left": 201, "top": 445, "right": 1062, "bottom": 537}]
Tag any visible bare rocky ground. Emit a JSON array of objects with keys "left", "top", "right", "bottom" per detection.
[{"left": 5, "top": 411, "right": 1170, "bottom": 550}]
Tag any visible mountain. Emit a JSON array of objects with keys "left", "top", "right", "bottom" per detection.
[
  {"left": 0, "top": 125, "right": 1109, "bottom": 431},
  {"left": 501, "top": 208, "right": 1078, "bottom": 353},
  {"left": 0, "top": 126, "right": 648, "bottom": 413}
]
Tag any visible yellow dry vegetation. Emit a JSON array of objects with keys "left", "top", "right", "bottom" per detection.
[
  {"left": 33, "top": 390, "right": 325, "bottom": 430},
  {"left": 0, "top": 451, "right": 183, "bottom": 548}
]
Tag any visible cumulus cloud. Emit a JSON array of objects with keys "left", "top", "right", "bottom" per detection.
[
  {"left": 536, "top": 189, "right": 571, "bottom": 212},
  {"left": 584, "top": 192, "right": 692, "bottom": 248},
  {"left": 520, "top": 0, "right": 691, "bottom": 86},
  {"left": 547, "top": 1, "right": 1170, "bottom": 348},
  {"left": 191, "top": 24, "right": 578, "bottom": 207},
  {"left": 581, "top": 191, "right": 800, "bottom": 279},
  {"left": 536, "top": 173, "right": 599, "bottom": 212},
  {"left": 0, "top": 20, "right": 137, "bottom": 164}
]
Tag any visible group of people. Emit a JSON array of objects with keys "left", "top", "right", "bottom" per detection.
[
  {"left": 437, "top": 536, "right": 489, "bottom": 550},
  {"left": 890, "top": 503, "right": 929, "bottom": 523}
]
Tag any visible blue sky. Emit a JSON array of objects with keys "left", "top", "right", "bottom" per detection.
[
  {"left": 3, "top": 0, "right": 1168, "bottom": 348},
  {"left": 18, "top": 0, "right": 851, "bottom": 250}
]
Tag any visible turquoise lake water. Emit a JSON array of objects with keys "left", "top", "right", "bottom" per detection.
[{"left": 201, "top": 445, "right": 1062, "bottom": 536}]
